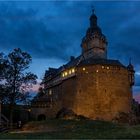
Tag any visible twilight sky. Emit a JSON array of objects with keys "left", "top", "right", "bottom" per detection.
[{"left": 0, "top": 1, "right": 140, "bottom": 100}]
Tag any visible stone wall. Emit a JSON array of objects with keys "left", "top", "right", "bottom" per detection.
[
  {"left": 61, "top": 77, "right": 77, "bottom": 109},
  {"left": 31, "top": 101, "right": 61, "bottom": 120},
  {"left": 75, "top": 64, "right": 132, "bottom": 120},
  {"left": 31, "top": 64, "right": 132, "bottom": 121}
]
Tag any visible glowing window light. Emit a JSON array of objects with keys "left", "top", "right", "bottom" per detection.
[
  {"left": 69, "top": 70, "right": 72, "bottom": 74},
  {"left": 102, "top": 66, "right": 104, "bottom": 69},
  {"left": 83, "top": 67, "right": 86, "bottom": 71},
  {"left": 107, "top": 67, "right": 110, "bottom": 70},
  {"left": 49, "top": 89, "right": 52, "bottom": 95},
  {"left": 96, "top": 70, "right": 99, "bottom": 73},
  {"left": 62, "top": 73, "right": 65, "bottom": 77},
  {"left": 65, "top": 72, "right": 68, "bottom": 76},
  {"left": 72, "top": 68, "right": 75, "bottom": 73}
]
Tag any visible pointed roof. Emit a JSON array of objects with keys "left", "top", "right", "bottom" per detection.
[{"left": 82, "top": 9, "right": 107, "bottom": 44}]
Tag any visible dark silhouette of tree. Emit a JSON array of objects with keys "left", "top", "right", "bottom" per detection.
[
  {"left": 32, "top": 86, "right": 45, "bottom": 104},
  {"left": 36, "top": 87, "right": 45, "bottom": 98},
  {"left": 0, "top": 48, "right": 37, "bottom": 126}
]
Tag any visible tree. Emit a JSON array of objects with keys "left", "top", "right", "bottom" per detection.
[
  {"left": 0, "top": 48, "right": 37, "bottom": 126},
  {"left": 0, "top": 53, "right": 9, "bottom": 103},
  {"left": 35, "top": 87, "right": 45, "bottom": 99}
]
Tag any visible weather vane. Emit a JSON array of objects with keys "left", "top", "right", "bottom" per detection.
[
  {"left": 91, "top": 5, "right": 95, "bottom": 14},
  {"left": 129, "top": 57, "right": 132, "bottom": 64}
]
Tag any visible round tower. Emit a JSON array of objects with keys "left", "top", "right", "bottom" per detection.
[
  {"left": 81, "top": 9, "right": 107, "bottom": 59},
  {"left": 127, "top": 60, "right": 135, "bottom": 86}
]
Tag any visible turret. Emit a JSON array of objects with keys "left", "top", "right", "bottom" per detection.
[
  {"left": 127, "top": 60, "right": 135, "bottom": 86},
  {"left": 81, "top": 9, "right": 107, "bottom": 59}
]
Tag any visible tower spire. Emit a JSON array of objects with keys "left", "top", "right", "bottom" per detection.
[
  {"left": 91, "top": 5, "right": 95, "bottom": 14},
  {"left": 129, "top": 57, "right": 132, "bottom": 65},
  {"left": 90, "top": 6, "right": 97, "bottom": 28},
  {"left": 92, "top": 8, "right": 94, "bottom": 14},
  {"left": 81, "top": 8, "right": 108, "bottom": 59}
]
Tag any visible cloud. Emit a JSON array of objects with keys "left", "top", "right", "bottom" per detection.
[
  {"left": 0, "top": 2, "right": 78, "bottom": 61},
  {"left": 1, "top": 1, "right": 140, "bottom": 62},
  {"left": 0, "top": 1, "right": 140, "bottom": 85},
  {"left": 133, "top": 94, "right": 140, "bottom": 103}
]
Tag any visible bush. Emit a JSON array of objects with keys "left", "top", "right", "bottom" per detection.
[
  {"left": 112, "top": 112, "right": 138, "bottom": 125},
  {"left": 56, "top": 108, "right": 77, "bottom": 120}
]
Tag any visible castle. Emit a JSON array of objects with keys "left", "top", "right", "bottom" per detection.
[{"left": 31, "top": 10, "right": 135, "bottom": 121}]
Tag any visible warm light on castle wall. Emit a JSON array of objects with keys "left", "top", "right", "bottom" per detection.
[
  {"left": 83, "top": 67, "right": 86, "bottom": 71},
  {"left": 64, "top": 72, "right": 68, "bottom": 76},
  {"left": 69, "top": 70, "right": 72, "bottom": 74},
  {"left": 102, "top": 66, "right": 104, "bottom": 69},
  {"left": 62, "top": 68, "right": 75, "bottom": 78},
  {"left": 101, "top": 65, "right": 110, "bottom": 69},
  {"left": 62, "top": 73, "right": 65, "bottom": 77},
  {"left": 72, "top": 68, "right": 75, "bottom": 73}
]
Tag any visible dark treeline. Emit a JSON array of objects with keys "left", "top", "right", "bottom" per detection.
[{"left": 0, "top": 48, "right": 37, "bottom": 126}]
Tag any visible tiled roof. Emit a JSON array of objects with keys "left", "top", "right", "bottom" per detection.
[
  {"left": 44, "top": 56, "right": 126, "bottom": 81},
  {"left": 78, "top": 57, "right": 126, "bottom": 68}
]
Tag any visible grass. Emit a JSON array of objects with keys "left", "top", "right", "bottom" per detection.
[{"left": 1, "top": 119, "right": 140, "bottom": 139}]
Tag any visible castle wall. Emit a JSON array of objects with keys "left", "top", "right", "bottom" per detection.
[
  {"left": 31, "top": 77, "right": 77, "bottom": 120},
  {"left": 75, "top": 65, "right": 132, "bottom": 120},
  {"left": 31, "top": 101, "right": 61, "bottom": 120},
  {"left": 31, "top": 65, "right": 132, "bottom": 121},
  {"left": 61, "top": 76, "right": 77, "bottom": 109}
]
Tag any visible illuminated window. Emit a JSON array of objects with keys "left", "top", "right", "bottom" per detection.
[
  {"left": 72, "top": 68, "right": 75, "bottom": 73},
  {"left": 49, "top": 89, "right": 52, "bottom": 95},
  {"left": 69, "top": 70, "right": 71, "bottom": 74},
  {"left": 86, "top": 71, "right": 88, "bottom": 74},
  {"left": 107, "top": 67, "right": 109, "bottom": 69},
  {"left": 96, "top": 70, "right": 99, "bottom": 73},
  {"left": 65, "top": 72, "right": 68, "bottom": 76},
  {"left": 83, "top": 67, "right": 86, "bottom": 71},
  {"left": 62, "top": 73, "right": 65, "bottom": 77},
  {"left": 102, "top": 66, "right": 104, "bottom": 69}
]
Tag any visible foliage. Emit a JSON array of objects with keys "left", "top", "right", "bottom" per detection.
[
  {"left": 112, "top": 112, "right": 138, "bottom": 125},
  {"left": 32, "top": 70, "right": 46, "bottom": 102},
  {"left": 0, "top": 48, "right": 37, "bottom": 124},
  {"left": 0, "top": 48, "right": 37, "bottom": 104},
  {"left": 56, "top": 108, "right": 77, "bottom": 119},
  {"left": 33, "top": 87, "right": 45, "bottom": 100}
]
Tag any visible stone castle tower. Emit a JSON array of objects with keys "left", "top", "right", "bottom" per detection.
[
  {"left": 81, "top": 10, "right": 107, "bottom": 59},
  {"left": 31, "top": 10, "right": 135, "bottom": 121}
]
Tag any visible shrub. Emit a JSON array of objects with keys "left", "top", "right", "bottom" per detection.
[{"left": 112, "top": 112, "right": 138, "bottom": 125}]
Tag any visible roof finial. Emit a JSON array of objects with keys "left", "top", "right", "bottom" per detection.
[
  {"left": 129, "top": 57, "right": 132, "bottom": 64},
  {"left": 91, "top": 5, "right": 95, "bottom": 14}
]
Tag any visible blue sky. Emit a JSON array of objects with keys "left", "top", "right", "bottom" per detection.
[{"left": 0, "top": 1, "right": 140, "bottom": 99}]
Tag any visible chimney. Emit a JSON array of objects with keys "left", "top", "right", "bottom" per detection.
[{"left": 70, "top": 56, "right": 75, "bottom": 61}]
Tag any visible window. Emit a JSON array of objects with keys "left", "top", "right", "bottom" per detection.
[
  {"left": 62, "top": 73, "right": 65, "bottom": 77},
  {"left": 49, "top": 89, "right": 52, "bottom": 95},
  {"left": 69, "top": 70, "right": 71, "bottom": 74},
  {"left": 107, "top": 67, "right": 109, "bottom": 70},
  {"left": 64, "top": 72, "right": 68, "bottom": 76},
  {"left": 83, "top": 67, "right": 86, "bottom": 71},
  {"left": 72, "top": 68, "right": 75, "bottom": 73},
  {"left": 102, "top": 66, "right": 104, "bottom": 69},
  {"left": 96, "top": 70, "right": 99, "bottom": 73}
]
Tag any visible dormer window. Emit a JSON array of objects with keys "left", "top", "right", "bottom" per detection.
[
  {"left": 72, "top": 69, "right": 75, "bottom": 73},
  {"left": 64, "top": 72, "right": 68, "bottom": 76}
]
